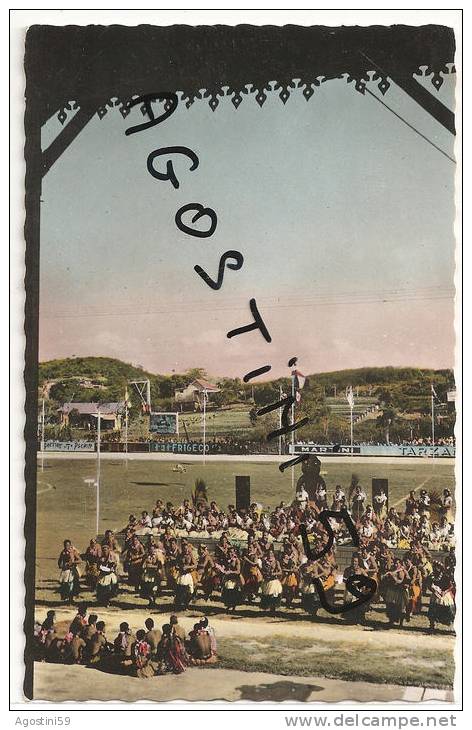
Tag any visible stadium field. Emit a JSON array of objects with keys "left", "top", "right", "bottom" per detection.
[{"left": 35, "top": 456, "right": 455, "bottom": 584}]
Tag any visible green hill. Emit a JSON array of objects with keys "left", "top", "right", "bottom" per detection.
[
  {"left": 39, "top": 358, "right": 455, "bottom": 409},
  {"left": 39, "top": 357, "right": 455, "bottom": 443},
  {"left": 39, "top": 357, "right": 207, "bottom": 411}
]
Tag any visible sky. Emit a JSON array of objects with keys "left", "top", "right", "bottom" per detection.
[{"left": 39, "top": 73, "right": 457, "bottom": 379}]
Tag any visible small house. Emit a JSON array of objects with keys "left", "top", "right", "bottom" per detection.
[
  {"left": 174, "top": 379, "right": 219, "bottom": 411},
  {"left": 58, "top": 402, "right": 126, "bottom": 430}
]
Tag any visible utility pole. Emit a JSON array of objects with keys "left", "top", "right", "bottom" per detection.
[{"left": 96, "top": 407, "right": 101, "bottom": 535}]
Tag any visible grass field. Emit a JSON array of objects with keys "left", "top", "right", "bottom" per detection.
[
  {"left": 34, "top": 456, "right": 456, "bottom": 690},
  {"left": 216, "top": 635, "right": 454, "bottom": 688},
  {"left": 36, "top": 457, "right": 455, "bottom": 581}
]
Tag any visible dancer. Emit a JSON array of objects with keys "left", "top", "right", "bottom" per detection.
[
  {"left": 383, "top": 558, "right": 409, "bottom": 628},
  {"left": 260, "top": 548, "right": 283, "bottom": 615},
  {"left": 123, "top": 534, "right": 145, "bottom": 590},
  {"left": 221, "top": 547, "right": 243, "bottom": 612},
  {"left": 280, "top": 543, "right": 300, "bottom": 608},
  {"left": 83, "top": 538, "right": 102, "bottom": 589},
  {"left": 175, "top": 541, "right": 197, "bottom": 609},
  {"left": 96, "top": 545, "right": 119, "bottom": 607},
  {"left": 140, "top": 543, "right": 164, "bottom": 606},
  {"left": 57, "top": 539, "right": 81, "bottom": 603},
  {"left": 428, "top": 562, "right": 456, "bottom": 632},
  {"left": 241, "top": 539, "right": 263, "bottom": 603},
  {"left": 196, "top": 544, "right": 219, "bottom": 600}
]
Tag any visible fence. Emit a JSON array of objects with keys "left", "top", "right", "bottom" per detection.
[{"left": 40, "top": 440, "right": 455, "bottom": 457}]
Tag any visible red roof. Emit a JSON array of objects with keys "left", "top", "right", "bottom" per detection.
[
  {"left": 192, "top": 379, "right": 219, "bottom": 391},
  {"left": 59, "top": 402, "right": 125, "bottom": 415}
]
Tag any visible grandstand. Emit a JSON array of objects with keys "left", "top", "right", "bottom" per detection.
[{"left": 325, "top": 396, "right": 379, "bottom": 422}]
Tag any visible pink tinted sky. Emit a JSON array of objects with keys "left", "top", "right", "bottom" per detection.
[{"left": 39, "top": 77, "right": 456, "bottom": 378}]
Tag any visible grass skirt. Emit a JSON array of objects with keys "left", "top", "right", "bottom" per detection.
[
  {"left": 260, "top": 579, "right": 283, "bottom": 609},
  {"left": 384, "top": 583, "right": 409, "bottom": 623},
  {"left": 96, "top": 572, "right": 119, "bottom": 605},
  {"left": 243, "top": 566, "right": 263, "bottom": 595},
  {"left": 428, "top": 590, "right": 455, "bottom": 626},
  {"left": 59, "top": 569, "right": 79, "bottom": 600},
  {"left": 222, "top": 579, "right": 242, "bottom": 608}
]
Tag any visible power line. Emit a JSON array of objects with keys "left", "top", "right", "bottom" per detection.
[
  {"left": 42, "top": 284, "right": 454, "bottom": 315},
  {"left": 364, "top": 87, "right": 456, "bottom": 164},
  {"left": 41, "top": 290, "right": 454, "bottom": 320},
  {"left": 42, "top": 290, "right": 455, "bottom": 319},
  {"left": 42, "top": 284, "right": 452, "bottom": 316}
]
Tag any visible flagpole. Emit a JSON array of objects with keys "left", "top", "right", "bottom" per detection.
[
  {"left": 96, "top": 407, "right": 101, "bottom": 535},
  {"left": 291, "top": 375, "right": 295, "bottom": 492},
  {"left": 279, "top": 385, "right": 282, "bottom": 457},
  {"left": 124, "top": 401, "right": 128, "bottom": 464},
  {"left": 40, "top": 397, "right": 45, "bottom": 472},
  {"left": 431, "top": 387, "right": 435, "bottom": 460},
  {"left": 346, "top": 386, "right": 354, "bottom": 456},
  {"left": 203, "top": 388, "right": 207, "bottom": 466},
  {"left": 350, "top": 404, "right": 353, "bottom": 456},
  {"left": 124, "top": 386, "right": 129, "bottom": 464}
]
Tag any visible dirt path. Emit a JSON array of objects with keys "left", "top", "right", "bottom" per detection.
[
  {"left": 32, "top": 663, "right": 454, "bottom": 704},
  {"left": 41, "top": 606, "right": 454, "bottom": 654},
  {"left": 32, "top": 607, "right": 455, "bottom": 703}
]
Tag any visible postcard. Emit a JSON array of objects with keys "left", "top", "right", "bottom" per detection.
[{"left": 18, "top": 14, "right": 460, "bottom": 708}]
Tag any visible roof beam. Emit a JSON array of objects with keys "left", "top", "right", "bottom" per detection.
[
  {"left": 360, "top": 51, "right": 455, "bottom": 135},
  {"left": 386, "top": 73, "right": 455, "bottom": 135},
  {"left": 41, "top": 104, "right": 98, "bottom": 177}
]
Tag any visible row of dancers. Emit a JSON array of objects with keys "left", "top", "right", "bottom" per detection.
[{"left": 58, "top": 526, "right": 456, "bottom": 631}]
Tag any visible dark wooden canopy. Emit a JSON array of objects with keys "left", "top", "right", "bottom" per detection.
[{"left": 25, "top": 23, "right": 455, "bottom": 125}]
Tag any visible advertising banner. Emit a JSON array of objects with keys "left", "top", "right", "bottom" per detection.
[
  {"left": 149, "top": 441, "right": 210, "bottom": 454},
  {"left": 292, "top": 443, "right": 455, "bottom": 457},
  {"left": 149, "top": 412, "right": 179, "bottom": 434},
  {"left": 43, "top": 440, "right": 95, "bottom": 452}
]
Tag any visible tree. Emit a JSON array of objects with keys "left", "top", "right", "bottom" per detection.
[
  {"left": 377, "top": 388, "right": 393, "bottom": 407},
  {"left": 249, "top": 406, "right": 258, "bottom": 426},
  {"left": 192, "top": 478, "right": 208, "bottom": 505},
  {"left": 67, "top": 408, "right": 81, "bottom": 427},
  {"left": 252, "top": 383, "right": 280, "bottom": 407},
  {"left": 376, "top": 407, "right": 397, "bottom": 444},
  {"left": 185, "top": 368, "right": 207, "bottom": 381},
  {"left": 216, "top": 378, "right": 242, "bottom": 405}
]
